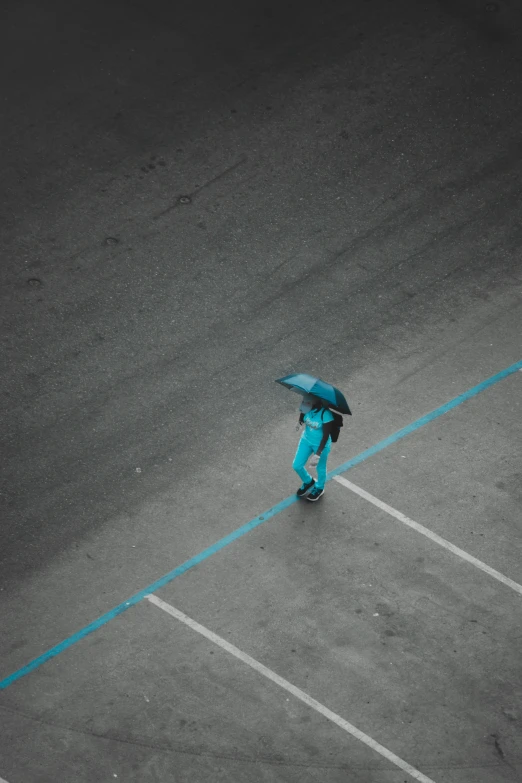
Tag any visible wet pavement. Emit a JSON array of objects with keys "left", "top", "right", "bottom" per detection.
[{"left": 1, "top": 0, "right": 521, "bottom": 781}]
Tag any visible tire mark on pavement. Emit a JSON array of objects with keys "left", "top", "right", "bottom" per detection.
[
  {"left": 394, "top": 296, "right": 522, "bottom": 387},
  {"left": 0, "top": 703, "right": 430, "bottom": 772},
  {"left": 152, "top": 157, "right": 249, "bottom": 219}
]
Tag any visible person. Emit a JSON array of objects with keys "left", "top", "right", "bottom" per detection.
[{"left": 293, "top": 394, "right": 335, "bottom": 501}]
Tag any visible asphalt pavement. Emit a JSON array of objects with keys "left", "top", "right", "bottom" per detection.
[{"left": 1, "top": 1, "right": 521, "bottom": 781}]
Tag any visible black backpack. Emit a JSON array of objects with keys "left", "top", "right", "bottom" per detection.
[{"left": 321, "top": 408, "right": 343, "bottom": 442}]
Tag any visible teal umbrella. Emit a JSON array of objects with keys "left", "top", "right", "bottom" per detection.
[{"left": 275, "top": 373, "right": 351, "bottom": 415}]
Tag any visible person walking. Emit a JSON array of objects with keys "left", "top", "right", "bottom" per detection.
[{"left": 293, "top": 393, "right": 335, "bottom": 501}]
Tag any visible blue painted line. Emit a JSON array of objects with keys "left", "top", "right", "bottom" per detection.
[
  {"left": 0, "top": 495, "right": 298, "bottom": 690},
  {"left": 327, "top": 358, "right": 522, "bottom": 480},
  {"left": 1, "top": 359, "right": 520, "bottom": 691}
]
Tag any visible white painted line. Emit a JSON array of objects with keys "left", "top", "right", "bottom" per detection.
[
  {"left": 1, "top": 776, "right": 11, "bottom": 783},
  {"left": 146, "top": 593, "right": 438, "bottom": 783},
  {"left": 333, "top": 475, "right": 522, "bottom": 597}
]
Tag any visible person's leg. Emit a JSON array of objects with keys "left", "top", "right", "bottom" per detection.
[
  {"left": 314, "top": 446, "right": 330, "bottom": 490},
  {"left": 292, "top": 439, "right": 314, "bottom": 486}
]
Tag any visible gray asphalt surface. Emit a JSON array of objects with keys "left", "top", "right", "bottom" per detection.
[{"left": 1, "top": 0, "right": 521, "bottom": 781}]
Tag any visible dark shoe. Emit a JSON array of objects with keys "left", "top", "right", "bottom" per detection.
[
  {"left": 306, "top": 487, "right": 324, "bottom": 502},
  {"left": 297, "top": 478, "right": 315, "bottom": 497}
]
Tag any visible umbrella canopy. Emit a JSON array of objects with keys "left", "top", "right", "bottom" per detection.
[{"left": 275, "top": 373, "right": 351, "bottom": 415}]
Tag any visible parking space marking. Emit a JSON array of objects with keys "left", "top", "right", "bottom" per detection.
[
  {"left": 1, "top": 359, "right": 520, "bottom": 691},
  {"left": 146, "top": 593, "right": 438, "bottom": 783},
  {"left": 334, "top": 476, "right": 522, "bottom": 597}
]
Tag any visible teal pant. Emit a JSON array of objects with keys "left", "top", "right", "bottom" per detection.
[{"left": 292, "top": 437, "right": 330, "bottom": 490}]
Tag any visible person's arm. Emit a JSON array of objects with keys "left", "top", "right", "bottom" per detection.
[{"left": 316, "top": 421, "right": 335, "bottom": 456}]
